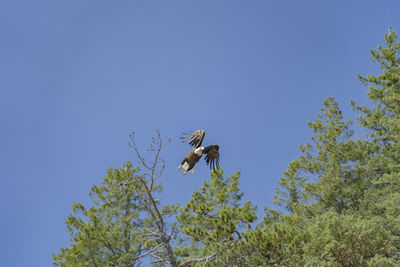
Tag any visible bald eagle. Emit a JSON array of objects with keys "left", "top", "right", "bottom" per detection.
[{"left": 178, "top": 130, "right": 220, "bottom": 176}]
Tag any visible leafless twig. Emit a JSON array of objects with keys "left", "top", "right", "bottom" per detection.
[
  {"left": 180, "top": 252, "right": 218, "bottom": 266},
  {"left": 128, "top": 131, "right": 178, "bottom": 267},
  {"left": 133, "top": 243, "right": 164, "bottom": 261}
]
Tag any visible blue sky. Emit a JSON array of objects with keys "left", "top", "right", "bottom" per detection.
[{"left": 1, "top": 1, "right": 400, "bottom": 266}]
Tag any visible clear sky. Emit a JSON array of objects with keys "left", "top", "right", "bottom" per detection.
[{"left": 1, "top": 1, "right": 400, "bottom": 266}]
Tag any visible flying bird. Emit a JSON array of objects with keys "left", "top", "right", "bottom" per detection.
[{"left": 178, "top": 130, "right": 220, "bottom": 176}]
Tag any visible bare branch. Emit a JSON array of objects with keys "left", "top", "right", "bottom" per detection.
[
  {"left": 133, "top": 243, "right": 164, "bottom": 261},
  {"left": 151, "top": 259, "right": 171, "bottom": 264},
  {"left": 151, "top": 252, "right": 164, "bottom": 262},
  {"left": 128, "top": 130, "right": 177, "bottom": 267},
  {"left": 180, "top": 252, "right": 218, "bottom": 267},
  {"left": 137, "top": 191, "right": 162, "bottom": 230},
  {"left": 180, "top": 239, "right": 241, "bottom": 267},
  {"left": 166, "top": 225, "right": 175, "bottom": 242},
  {"left": 150, "top": 130, "right": 162, "bottom": 191},
  {"left": 143, "top": 228, "right": 161, "bottom": 237},
  {"left": 129, "top": 132, "right": 152, "bottom": 171},
  {"left": 156, "top": 159, "right": 166, "bottom": 179},
  {"left": 141, "top": 233, "right": 160, "bottom": 238},
  {"left": 140, "top": 179, "right": 165, "bottom": 230}
]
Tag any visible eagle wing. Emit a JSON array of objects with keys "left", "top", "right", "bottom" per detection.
[
  {"left": 203, "top": 145, "right": 220, "bottom": 169},
  {"left": 180, "top": 130, "right": 205, "bottom": 148}
]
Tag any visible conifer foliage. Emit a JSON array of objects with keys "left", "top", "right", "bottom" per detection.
[{"left": 54, "top": 29, "right": 400, "bottom": 266}]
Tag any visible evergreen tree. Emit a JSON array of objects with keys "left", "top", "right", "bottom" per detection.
[
  {"left": 54, "top": 132, "right": 179, "bottom": 266},
  {"left": 53, "top": 163, "right": 147, "bottom": 266},
  {"left": 275, "top": 97, "right": 370, "bottom": 214},
  {"left": 176, "top": 169, "right": 257, "bottom": 266},
  {"left": 352, "top": 27, "right": 400, "bottom": 262}
]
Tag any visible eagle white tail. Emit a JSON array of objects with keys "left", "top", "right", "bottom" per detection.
[
  {"left": 182, "top": 162, "right": 189, "bottom": 171},
  {"left": 180, "top": 162, "right": 194, "bottom": 176}
]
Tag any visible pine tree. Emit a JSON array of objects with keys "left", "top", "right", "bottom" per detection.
[
  {"left": 176, "top": 168, "right": 257, "bottom": 266},
  {"left": 53, "top": 132, "right": 179, "bottom": 266},
  {"left": 53, "top": 163, "right": 148, "bottom": 266},
  {"left": 351, "top": 27, "right": 400, "bottom": 262},
  {"left": 275, "top": 97, "right": 370, "bottom": 214}
]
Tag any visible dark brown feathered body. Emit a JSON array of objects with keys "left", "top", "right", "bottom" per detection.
[{"left": 181, "top": 149, "right": 202, "bottom": 172}]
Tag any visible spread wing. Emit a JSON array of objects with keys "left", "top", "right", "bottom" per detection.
[
  {"left": 203, "top": 145, "right": 220, "bottom": 169},
  {"left": 180, "top": 130, "right": 205, "bottom": 148}
]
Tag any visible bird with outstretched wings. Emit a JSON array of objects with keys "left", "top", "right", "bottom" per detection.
[{"left": 178, "top": 130, "right": 220, "bottom": 176}]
